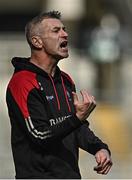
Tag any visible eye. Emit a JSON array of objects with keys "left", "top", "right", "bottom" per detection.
[
  {"left": 52, "top": 27, "right": 60, "bottom": 33},
  {"left": 63, "top": 27, "right": 66, "bottom": 32},
  {"left": 53, "top": 29, "right": 59, "bottom": 33}
]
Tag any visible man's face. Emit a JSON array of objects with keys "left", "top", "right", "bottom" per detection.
[{"left": 40, "top": 18, "right": 69, "bottom": 60}]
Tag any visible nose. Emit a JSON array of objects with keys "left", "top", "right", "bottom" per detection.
[{"left": 61, "top": 29, "right": 68, "bottom": 38}]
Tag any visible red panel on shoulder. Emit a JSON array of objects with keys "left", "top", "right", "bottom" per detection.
[{"left": 8, "top": 70, "right": 39, "bottom": 118}]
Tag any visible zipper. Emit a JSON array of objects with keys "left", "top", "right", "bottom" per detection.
[{"left": 49, "top": 75, "right": 71, "bottom": 112}]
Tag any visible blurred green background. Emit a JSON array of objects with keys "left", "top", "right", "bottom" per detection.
[{"left": 0, "top": 0, "right": 132, "bottom": 178}]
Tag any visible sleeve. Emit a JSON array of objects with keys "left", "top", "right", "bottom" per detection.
[
  {"left": 6, "top": 85, "right": 83, "bottom": 148},
  {"left": 70, "top": 79, "right": 111, "bottom": 155},
  {"left": 76, "top": 122, "right": 111, "bottom": 155}
]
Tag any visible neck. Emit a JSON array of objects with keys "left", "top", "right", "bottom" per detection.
[{"left": 30, "top": 51, "right": 58, "bottom": 77}]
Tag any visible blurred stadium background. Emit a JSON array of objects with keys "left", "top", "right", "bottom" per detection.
[{"left": 0, "top": 0, "right": 132, "bottom": 179}]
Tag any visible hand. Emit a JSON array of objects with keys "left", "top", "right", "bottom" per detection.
[
  {"left": 72, "top": 90, "right": 96, "bottom": 121},
  {"left": 94, "top": 149, "right": 113, "bottom": 175}
]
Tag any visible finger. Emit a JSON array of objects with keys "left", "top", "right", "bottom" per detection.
[
  {"left": 95, "top": 149, "right": 112, "bottom": 173},
  {"left": 96, "top": 159, "right": 112, "bottom": 174},
  {"left": 95, "top": 153, "right": 101, "bottom": 165},
  {"left": 86, "top": 94, "right": 96, "bottom": 114},
  {"left": 102, "top": 158, "right": 112, "bottom": 169},
  {"left": 88, "top": 101, "right": 96, "bottom": 114},
  {"left": 97, "top": 163, "right": 112, "bottom": 175},
  {"left": 98, "top": 152, "right": 109, "bottom": 167},
  {"left": 102, "top": 159, "right": 113, "bottom": 170},
  {"left": 99, "top": 153, "right": 112, "bottom": 168},
  {"left": 84, "top": 91, "right": 96, "bottom": 107},
  {"left": 103, "top": 164, "right": 112, "bottom": 175},
  {"left": 91, "top": 95, "right": 96, "bottom": 104},
  {"left": 80, "top": 90, "right": 91, "bottom": 103},
  {"left": 93, "top": 163, "right": 102, "bottom": 171},
  {"left": 102, "top": 163, "right": 112, "bottom": 175},
  {"left": 80, "top": 90, "right": 96, "bottom": 106}
]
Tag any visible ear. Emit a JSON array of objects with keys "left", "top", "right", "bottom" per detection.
[{"left": 31, "top": 36, "right": 43, "bottom": 49}]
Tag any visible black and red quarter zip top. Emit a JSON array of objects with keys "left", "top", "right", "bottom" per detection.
[{"left": 6, "top": 57, "right": 110, "bottom": 179}]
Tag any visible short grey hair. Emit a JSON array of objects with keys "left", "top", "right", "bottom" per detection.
[{"left": 25, "top": 11, "right": 61, "bottom": 49}]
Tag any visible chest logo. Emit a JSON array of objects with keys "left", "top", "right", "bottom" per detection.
[
  {"left": 46, "top": 95, "right": 54, "bottom": 101},
  {"left": 49, "top": 115, "right": 72, "bottom": 126},
  {"left": 67, "top": 91, "right": 72, "bottom": 101}
]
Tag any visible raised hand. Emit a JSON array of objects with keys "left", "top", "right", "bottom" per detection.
[{"left": 72, "top": 90, "right": 96, "bottom": 122}]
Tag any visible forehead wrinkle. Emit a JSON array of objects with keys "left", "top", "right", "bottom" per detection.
[
  {"left": 41, "top": 18, "right": 64, "bottom": 31},
  {"left": 30, "top": 18, "right": 65, "bottom": 39}
]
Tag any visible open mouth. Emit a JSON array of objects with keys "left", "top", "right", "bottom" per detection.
[{"left": 60, "top": 41, "right": 68, "bottom": 50}]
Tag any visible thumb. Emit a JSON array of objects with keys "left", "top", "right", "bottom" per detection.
[
  {"left": 72, "top": 92, "right": 78, "bottom": 104},
  {"left": 95, "top": 153, "right": 101, "bottom": 165}
]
